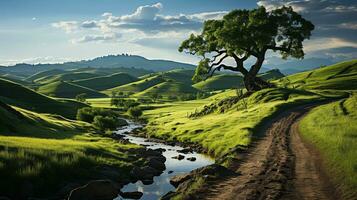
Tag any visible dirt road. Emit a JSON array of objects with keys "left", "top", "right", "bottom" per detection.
[{"left": 202, "top": 103, "right": 339, "bottom": 200}]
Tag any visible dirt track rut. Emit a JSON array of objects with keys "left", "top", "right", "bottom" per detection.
[{"left": 203, "top": 103, "right": 338, "bottom": 200}]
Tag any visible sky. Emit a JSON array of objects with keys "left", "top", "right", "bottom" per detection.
[{"left": 0, "top": 0, "right": 356, "bottom": 66}]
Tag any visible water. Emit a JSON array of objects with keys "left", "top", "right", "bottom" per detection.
[{"left": 114, "top": 119, "right": 214, "bottom": 200}]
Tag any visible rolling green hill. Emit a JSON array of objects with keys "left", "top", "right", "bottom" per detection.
[
  {"left": 0, "top": 78, "right": 86, "bottom": 119},
  {"left": 34, "top": 72, "right": 101, "bottom": 84},
  {"left": 0, "top": 102, "right": 142, "bottom": 198},
  {"left": 25, "top": 69, "right": 65, "bottom": 82},
  {"left": 105, "top": 75, "right": 165, "bottom": 94},
  {"left": 73, "top": 72, "right": 138, "bottom": 91},
  {"left": 105, "top": 69, "right": 195, "bottom": 95},
  {"left": 69, "top": 67, "right": 153, "bottom": 77},
  {"left": 133, "top": 81, "right": 200, "bottom": 98},
  {"left": 37, "top": 81, "right": 106, "bottom": 98},
  {"left": 194, "top": 69, "right": 285, "bottom": 91},
  {"left": 278, "top": 59, "right": 357, "bottom": 90}
]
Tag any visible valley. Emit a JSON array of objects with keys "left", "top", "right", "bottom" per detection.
[{"left": 1, "top": 56, "right": 356, "bottom": 199}]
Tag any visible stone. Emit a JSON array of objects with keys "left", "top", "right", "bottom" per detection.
[
  {"left": 177, "top": 148, "right": 193, "bottom": 154},
  {"left": 171, "top": 154, "right": 185, "bottom": 160},
  {"left": 186, "top": 157, "right": 196, "bottom": 162},
  {"left": 168, "top": 170, "right": 174, "bottom": 174},
  {"left": 67, "top": 180, "right": 119, "bottom": 200},
  {"left": 148, "top": 157, "right": 166, "bottom": 171},
  {"left": 170, "top": 174, "right": 191, "bottom": 188}
]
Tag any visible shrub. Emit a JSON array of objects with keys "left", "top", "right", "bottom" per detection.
[
  {"left": 128, "top": 107, "right": 143, "bottom": 119},
  {"left": 93, "top": 116, "right": 118, "bottom": 131}
]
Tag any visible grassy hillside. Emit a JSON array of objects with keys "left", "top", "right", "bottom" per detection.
[
  {"left": 72, "top": 67, "right": 153, "bottom": 77},
  {"left": 278, "top": 59, "right": 357, "bottom": 90},
  {"left": 0, "top": 78, "right": 86, "bottom": 119},
  {"left": 0, "top": 102, "right": 143, "bottom": 198},
  {"left": 0, "top": 74, "right": 30, "bottom": 86},
  {"left": 105, "top": 75, "right": 165, "bottom": 94},
  {"left": 34, "top": 72, "right": 100, "bottom": 84},
  {"left": 299, "top": 94, "right": 357, "bottom": 199},
  {"left": 134, "top": 81, "right": 200, "bottom": 98},
  {"left": 25, "top": 69, "right": 65, "bottom": 82},
  {"left": 73, "top": 72, "right": 138, "bottom": 91},
  {"left": 144, "top": 88, "right": 326, "bottom": 158},
  {"left": 194, "top": 69, "right": 284, "bottom": 91},
  {"left": 37, "top": 81, "right": 107, "bottom": 98}
]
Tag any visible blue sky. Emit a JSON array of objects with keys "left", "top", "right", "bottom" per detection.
[{"left": 0, "top": 0, "right": 356, "bottom": 66}]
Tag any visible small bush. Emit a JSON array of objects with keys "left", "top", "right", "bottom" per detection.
[{"left": 128, "top": 107, "right": 143, "bottom": 120}]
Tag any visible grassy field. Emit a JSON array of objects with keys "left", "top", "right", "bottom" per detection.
[
  {"left": 193, "top": 69, "right": 284, "bottom": 91},
  {"left": 299, "top": 94, "right": 357, "bottom": 199},
  {"left": 0, "top": 103, "right": 143, "bottom": 199},
  {"left": 144, "top": 88, "right": 327, "bottom": 159},
  {"left": 105, "top": 75, "right": 165, "bottom": 95},
  {"left": 277, "top": 59, "right": 357, "bottom": 90},
  {"left": 25, "top": 69, "right": 65, "bottom": 82},
  {"left": 133, "top": 81, "right": 199, "bottom": 98},
  {"left": 73, "top": 72, "right": 138, "bottom": 91},
  {"left": 37, "top": 80, "right": 107, "bottom": 98},
  {"left": 34, "top": 72, "right": 100, "bottom": 84},
  {"left": 0, "top": 78, "right": 86, "bottom": 119}
]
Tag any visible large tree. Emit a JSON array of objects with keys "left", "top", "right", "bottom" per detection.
[{"left": 179, "top": 6, "right": 314, "bottom": 93}]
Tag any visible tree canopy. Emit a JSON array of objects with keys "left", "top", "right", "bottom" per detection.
[{"left": 179, "top": 6, "right": 314, "bottom": 92}]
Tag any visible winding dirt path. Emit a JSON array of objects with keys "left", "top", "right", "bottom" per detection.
[{"left": 202, "top": 102, "right": 339, "bottom": 200}]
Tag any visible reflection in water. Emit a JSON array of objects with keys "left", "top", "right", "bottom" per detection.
[{"left": 114, "top": 120, "right": 214, "bottom": 200}]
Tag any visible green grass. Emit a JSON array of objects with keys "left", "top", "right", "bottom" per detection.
[
  {"left": 144, "top": 88, "right": 326, "bottom": 158},
  {"left": 104, "top": 75, "right": 165, "bottom": 94},
  {"left": 0, "top": 103, "right": 143, "bottom": 198},
  {"left": 34, "top": 72, "right": 100, "bottom": 84},
  {"left": 73, "top": 72, "right": 138, "bottom": 91},
  {"left": 277, "top": 59, "right": 357, "bottom": 90},
  {"left": 133, "top": 81, "right": 199, "bottom": 98},
  {"left": 299, "top": 94, "right": 357, "bottom": 199},
  {"left": 37, "top": 80, "right": 107, "bottom": 98},
  {"left": 194, "top": 69, "right": 284, "bottom": 91},
  {"left": 25, "top": 69, "right": 65, "bottom": 82},
  {"left": 0, "top": 78, "right": 86, "bottom": 119}
]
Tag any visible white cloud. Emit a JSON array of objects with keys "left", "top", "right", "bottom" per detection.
[
  {"left": 71, "top": 33, "right": 121, "bottom": 43},
  {"left": 52, "top": 21, "right": 78, "bottom": 33},
  {"left": 304, "top": 37, "right": 357, "bottom": 53}
]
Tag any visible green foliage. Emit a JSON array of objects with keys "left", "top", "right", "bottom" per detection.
[
  {"left": 111, "top": 98, "right": 140, "bottom": 110},
  {"left": 128, "top": 106, "right": 143, "bottom": 119},
  {"left": 179, "top": 6, "right": 314, "bottom": 91},
  {"left": 192, "top": 58, "right": 210, "bottom": 83},
  {"left": 92, "top": 115, "right": 123, "bottom": 131},
  {"left": 76, "top": 107, "right": 123, "bottom": 125},
  {"left": 75, "top": 93, "right": 87, "bottom": 102}
]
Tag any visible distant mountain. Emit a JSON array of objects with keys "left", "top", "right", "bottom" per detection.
[{"left": 0, "top": 54, "right": 195, "bottom": 76}]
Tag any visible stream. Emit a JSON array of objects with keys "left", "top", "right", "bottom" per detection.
[{"left": 114, "top": 119, "right": 214, "bottom": 200}]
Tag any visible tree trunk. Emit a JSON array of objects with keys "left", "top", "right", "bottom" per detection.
[{"left": 243, "top": 73, "right": 274, "bottom": 93}]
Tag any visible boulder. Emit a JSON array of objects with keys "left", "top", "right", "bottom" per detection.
[
  {"left": 168, "top": 170, "right": 174, "bottom": 174},
  {"left": 186, "top": 157, "right": 196, "bottom": 162},
  {"left": 171, "top": 154, "right": 185, "bottom": 160},
  {"left": 170, "top": 174, "right": 191, "bottom": 188},
  {"left": 177, "top": 148, "right": 193, "bottom": 154},
  {"left": 148, "top": 157, "right": 166, "bottom": 171},
  {"left": 130, "top": 166, "right": 162, "bottom": 180},
  {"left": 119, "top": 191, "right": 143, "bottom": 199},
  {"left": 67, "top": 180, "right": 119, "bottom": 200}
]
